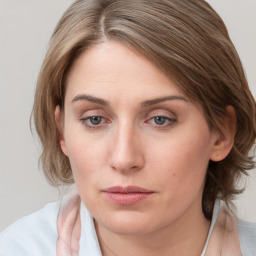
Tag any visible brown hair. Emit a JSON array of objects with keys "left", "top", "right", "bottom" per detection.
[{"left": 33, "top": 0, "right": 256, "bottom": 219}]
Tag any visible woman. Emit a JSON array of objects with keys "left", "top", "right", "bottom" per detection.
[{"left": 1, "top": 0, "right": 256, "bottom": 255}]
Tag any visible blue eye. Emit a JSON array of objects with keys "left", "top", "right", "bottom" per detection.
[
  {"left": 88, "top": 116, "right": 102, "bottom": 125},
  {"left": 153, "top": 116, "right": 168, "bottom": 125},
  {"left": 148, "top": 115, "right": 176, "bottom": 127},
  {"left": 81, "top": 116, "right": 104, "bottom": 127}
]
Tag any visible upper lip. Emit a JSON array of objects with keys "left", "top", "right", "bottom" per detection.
[{"left": 102, "top": 186, "right": 154, "bottom": 193}]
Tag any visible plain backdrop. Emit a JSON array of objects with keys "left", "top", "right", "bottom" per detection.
[{"left": 0, "top": 0, "right": 256, "bottom": 232}]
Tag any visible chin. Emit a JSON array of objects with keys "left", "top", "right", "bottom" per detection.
[{"left": 96, "top": 211, "right": 162, "bottom": 236}]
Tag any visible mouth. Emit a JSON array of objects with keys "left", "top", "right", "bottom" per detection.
[{"left": 102, "top": 186, "right": 155, "bottom": 206}]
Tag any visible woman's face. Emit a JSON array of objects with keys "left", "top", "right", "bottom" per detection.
[{"left": 59, "top": 41, "right": 219, "bottom": 236}]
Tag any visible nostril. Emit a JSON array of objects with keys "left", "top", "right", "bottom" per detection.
[{"left": 108, "top": 157, "right": 143, "bottom": 173}]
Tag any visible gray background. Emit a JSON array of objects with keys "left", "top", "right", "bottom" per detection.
[{"left": 0, "top": 0, "right": 256, "bottom": 232}]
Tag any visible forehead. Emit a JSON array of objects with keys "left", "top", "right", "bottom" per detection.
[{"left": 65, "top": 41, "right": 185, "bottom": 102}]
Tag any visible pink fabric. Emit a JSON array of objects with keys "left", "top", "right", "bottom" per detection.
[
  {"left": 57, "top": 195, "right": 242, "bottom": 255},
  {"left": 57, "top": 193, "right": 81, "bottom": 256}
]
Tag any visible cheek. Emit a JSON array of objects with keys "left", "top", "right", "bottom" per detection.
[
  {"left": 152, "top": 132, "right": 212, "bottom": 192},
  {"left": 66, "top": 137, "right": 105, "bottom": 206},
  {"left": 64, "top": 130, "right": 105, "bottom": 179}
]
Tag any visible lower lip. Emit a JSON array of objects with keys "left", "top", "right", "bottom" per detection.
[{"left": 103, "top": 192, "right": 153, "bottom": 206}]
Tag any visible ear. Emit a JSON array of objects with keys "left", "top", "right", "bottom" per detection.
[
  {"left": 55, "top": 106, "right": 68, "bottom": 157},
  {"left": 210, "top": 106, "right": 236, "bottom": 162}
]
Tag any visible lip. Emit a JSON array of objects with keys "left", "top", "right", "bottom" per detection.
[{"left": 102, "top": 186, "right": 154, "bottom": 206}]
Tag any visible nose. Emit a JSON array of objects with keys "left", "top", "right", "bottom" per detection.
[{"left": 108, "top": 123, "right": 144, "bottom": 173}]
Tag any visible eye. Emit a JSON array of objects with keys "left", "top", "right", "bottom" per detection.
[
  {"left": 147, "top": 115, "right": 176, "bottom": 127},
  {"left": 88, "top": 116, "right": 103, "bottom": 125},
  {"left": 81, "top": 116, "right": 105, "bottom": 128},
  {"left": 153, "top": 116, "right": 169, "bottom": 125}
]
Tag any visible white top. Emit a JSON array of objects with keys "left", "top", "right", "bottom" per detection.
[{"left": 0, "top": 199, "right": 256, "bottom": 256}]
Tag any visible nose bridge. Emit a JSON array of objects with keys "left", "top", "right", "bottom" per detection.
[{"left": 109, "top": 119, "right": 144, "bottom": 172}]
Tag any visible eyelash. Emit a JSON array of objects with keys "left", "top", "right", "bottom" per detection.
[
  {"left": 80, "top": 116, "right": 106, "bottom": 129},
  {"left": 80, "top": 114, "right": 177, "bottom": 129},
  {"left": 147, "top": 115, "right": 177, "bottom": 128}
]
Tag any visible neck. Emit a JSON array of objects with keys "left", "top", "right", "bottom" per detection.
[{"left": 95, "top": 201, "right": 211, "bottom": 256}]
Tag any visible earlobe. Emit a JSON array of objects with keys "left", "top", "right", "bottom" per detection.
[
  {"left": 210, "top": 106, "right": 236, "bottom": 162},
  {"left": 55, "top": 106, "right": 68, "bottom": 157}
]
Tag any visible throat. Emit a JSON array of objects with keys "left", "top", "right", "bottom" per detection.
[{"left": 94, "top": 215, "right": 211, "bottom": 256}]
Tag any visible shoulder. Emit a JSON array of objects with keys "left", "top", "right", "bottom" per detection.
[
  {"left": 0, "top": 200, "right": 60, "bottom": 256},
  {"left": 237, "top": 219, "right": 256, "bottom": 256}
]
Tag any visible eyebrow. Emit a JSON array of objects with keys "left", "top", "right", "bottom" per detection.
[
  {"left": 71, "top": 94, "right": 188, "bottom": 107},
  {"left": 72, "top": 94, "right": 109, "bottom": 106},
  {"left": 141, "top": 95, "right": 188, "bottom": 107}
]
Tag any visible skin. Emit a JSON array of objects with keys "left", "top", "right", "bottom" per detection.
[{"left": 56, "top": 41, "right": 235, "bottom": 256}]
